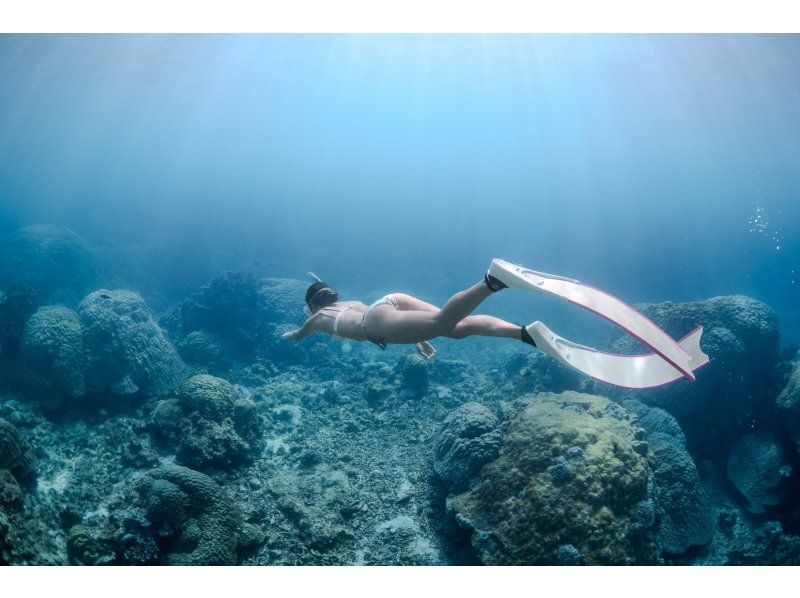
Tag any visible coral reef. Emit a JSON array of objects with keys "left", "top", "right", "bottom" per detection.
[
  {"left": 726, "top": 433, "right": 791, "bottom": 514},
  {"left": 0, "top": 225, "right": 96, "bottom": 301},
  {"left": 79, "top": 290, "right": 187, "bottom": 398},
  {"left": 432, "top": 402, "right": 502, "bottom": 493},
  {"left": 151, "top": 374, "right": 263, "bottom": 470},
  {"left": 447, "top": 392, "right": 658, "bottom": 565},
  {"left": 1, "top": 260, "right": 795, "bottom": 567}
]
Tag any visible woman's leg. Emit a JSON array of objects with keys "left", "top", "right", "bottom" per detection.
[
  {"left": 448, "top": 315, "right": 521, "bottom": 339},
  {"left": 434, "top": 281, "right": 494, "bottom": 329},
  {"left": 365, "top": 281, "right": 504, "bottom": 344}
]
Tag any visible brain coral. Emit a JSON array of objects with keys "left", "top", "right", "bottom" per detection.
[
  {"left": 448, "top": 391, "right": 657, "bottom": 565},
  {"left": 135, "top": 465, "right": 242, "bottom": 565},
  {"left": 0, "top": 225, "right": 96, "bottom": 300},
  {"left": 433, "top": 402, "right": 502, "bottom": 492},
  {"left": 78, "top": 290, "right": 186, "bottom": 397},
  {"left": 20, "top": 305, "right": 86, "bottom": 409}
]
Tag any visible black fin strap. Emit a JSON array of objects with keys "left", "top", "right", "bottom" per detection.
[
  {"left": 521, "top": 326, "right": 537, "bottom": 347},
  {"left": 484, "top": 273, "right": 507, "bottom": 292}
]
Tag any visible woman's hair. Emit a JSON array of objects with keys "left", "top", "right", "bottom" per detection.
[{"left": 305, "top": 282, "right": 339, "bottom": 312}]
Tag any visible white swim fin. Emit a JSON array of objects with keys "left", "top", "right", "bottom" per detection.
[
  {"left": 490, "top": 258, "right": 697, "bottom": 381},
  {"left": 525, "top": 321, "right": 709, "bottom": 389}
]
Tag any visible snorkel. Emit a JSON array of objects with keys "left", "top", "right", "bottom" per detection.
[{"left": 304, "top": 272, "right": 339, "bottom": 315}]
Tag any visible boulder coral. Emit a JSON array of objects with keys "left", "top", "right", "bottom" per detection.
[
  {"left": 448, "top": 392, "right": 658, "bottom": 565},
  {"left": 20, "top": 306, "right": 86, "bottom": 409},
  {"left": 78, "top": 290, "right": 186, "bottom": 397},
  {"left": 647, "top": 432, "right": 714, "bottom": 554},
  {"left": 622, "top": 400, "right": 713, "bottom": 555},
  {"left": 433, "top": 402, "right": 502, "bottom": 493},
  {"left": 151, "top": 375, "right": 263, "bottom": 470},
  {"left": 134, "top": 465, "right": 243, "bottom": 565}
]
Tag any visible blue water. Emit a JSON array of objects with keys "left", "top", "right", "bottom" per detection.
[{"left": 1, "top": 34, "right": 798, "bottom": 341}]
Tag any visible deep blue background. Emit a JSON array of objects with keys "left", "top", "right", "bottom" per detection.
[{"left": 1, "top": 35, "right": 798, "bottom": 343}]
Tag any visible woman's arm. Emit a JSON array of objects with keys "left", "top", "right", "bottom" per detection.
[{"left": 281, "top": 313, "right": 322, "bottom": 341}]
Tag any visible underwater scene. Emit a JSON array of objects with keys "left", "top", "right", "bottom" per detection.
[{"left": 0, "top": 34, "right": 799, "bottom": 566}]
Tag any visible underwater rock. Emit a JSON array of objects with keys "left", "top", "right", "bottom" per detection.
[
  {"left": 726, "top": 433, "right": 791, "bottom": 514},
  {"left": 0, "top": 225, "right": 96, "bottom": 301},
  {"left": 134, "top": 464, "right": 243, "bottom": 565},
  {"left": 448, "top": 391, "right": 658, "bottom": 565},
  {"left": 433, "top": 402, "right": 502, "bottom": 493},
  {"left": 607, "top": 296, "right": 780, "bottom": 449},
  {"left": 20, "top": 305, "right": 86, "bottom": 410},
  {"left": 0, "top": 418, "right": 36, "bottom": 486},
  {"left": 648, "top": 432, "right": 714, "bottom": 554},
  {"left": 152, "top": 375, "right": 263, "bottom": 470},
  {"left": 0, "top": 283, "right": 38, "bottom": 360},
  {"left": 78, "top": 289, "right": 186, "bottom": 398}
]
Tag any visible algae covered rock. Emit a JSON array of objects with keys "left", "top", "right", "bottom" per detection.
[
  {"left": 433, "top": 402, "right": 502, "bottom": 492},
  {"left": 0, "top": 225, "right": 96, "bottom": 300},
  {"left": 134, "top": 464, "right": 243, "bottom": 565},
  {"left": 20, "top": 305, "right": 86, "bottom": 409},
  {"left": 152, "top": 375, "right": 263, "bottom": 469},
  {"left": 726, "top": 433, "right": 791, "bottom": 514},
  {"left": 78, "top": 289, "right": 186, "bottom": 397},
  {"left": 448, "top": 391, "right": 657, "bottom": 565}
]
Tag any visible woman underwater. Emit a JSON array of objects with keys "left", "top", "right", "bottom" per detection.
[{"left": 281, "top": 265, "right": 537, "bottom": 359}]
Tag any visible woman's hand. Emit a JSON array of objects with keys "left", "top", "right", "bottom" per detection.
[
  {"left": 281, "top": 329, "right": 299, "bottom": 341},
  {"left": 415, "top": 341, "right": 436, "bottom": 359}
]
